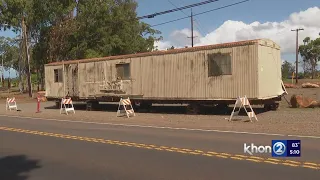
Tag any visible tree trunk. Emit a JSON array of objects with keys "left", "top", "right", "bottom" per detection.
[
  {"left": 22, "top": 16, "right": 32, "bottom": 97},
  {"left": 312, "top": 65, "right": 315, "bottom": 79},
  {"left": 40, "top": 66, "right": 45, "bottom": 91},
  {"left": 37, "top": 68, "right": 40, "bottom": 92},
  {"left": 311, "top": 58, "right": 317, "bottom": 79},
  {"left": 18, "top": 29, "right": 24, "bottom": 94}
]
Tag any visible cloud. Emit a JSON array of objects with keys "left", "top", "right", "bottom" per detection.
[
  {"left": 155, "top": 6, "right": 320, "bottom": 54},
  {"left": 154, "top": 40, "right": 173, "bottom": 50},
  {"left": 169, "top": 28, "right": 202, "bottom": 47}
]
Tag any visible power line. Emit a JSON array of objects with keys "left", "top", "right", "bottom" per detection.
[
  {"left": 194, "top": 19, "right": 208, "bottom": 36},
  {"left": 167, "top": 0, "right": 209, "bottom": 38},
  {"left": 167, "top": 0, "right": 198, "bottom": 47},
  {"left": 175, "top": 0, "right": 212, "bottom": 36},
  {"left": 151, "top": 0, "right": 250, "bottom": 27},
  {"left": 167, "top": 0, "right": 188, "bottom": 16},
  {"left": 138, "top": 0, "right": 220, "bottom": 19}
]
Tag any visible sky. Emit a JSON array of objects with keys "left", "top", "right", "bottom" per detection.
[
  {"left": 0, "top": 0, "right": 319, "bottom": 78},
  {"left": 136, "top": 0, "right": 320, "bottom": 65}
]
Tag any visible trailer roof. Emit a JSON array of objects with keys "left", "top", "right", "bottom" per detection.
[{"left": 46, "top": 38, "right": 278, "bottom": 66}]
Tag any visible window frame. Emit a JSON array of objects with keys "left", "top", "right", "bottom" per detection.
[
  {"left": 54, "top": 68, "right": 63, "bottom": 83},
  {"left": 116, "top": 63, "right": 131, "bottom": 80},
  {"left": 207, "top": 52, "right": 232, "bottom": 77}
]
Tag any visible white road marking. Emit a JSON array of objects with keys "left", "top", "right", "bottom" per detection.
[{"left": 0, "top": 114, "right": 319, "bottom": 139}]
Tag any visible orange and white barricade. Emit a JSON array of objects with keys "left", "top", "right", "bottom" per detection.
[
  {"left": 229, "top": 95, "right": 258, "bottom": 122},
  {"left": 6, "top": 97, "right": 18, "bottom": 111},
  {"left": 116, "top": 97, "right": 135, "bottom": 118},
  {"left": 60, "top": 98, "right": 75, "bottom": 115}
]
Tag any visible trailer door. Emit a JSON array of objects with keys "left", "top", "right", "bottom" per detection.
[{"left": 65, "top": 64, "right": 79, "bottom": 97}]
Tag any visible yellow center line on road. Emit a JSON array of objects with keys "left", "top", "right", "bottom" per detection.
[
  {"left": 203, "top": 153, "right": 213, "bottom": 157},
  {"left": 231, "top": 157, "right": 244, "bottom": 160},
  {"left": 267, "top": 158, "right": 281, "bottom": 162},
  {"left": 282, "top": 163, "right": 299, "bottom": 167},
  {"left": 207, "top": 151, "right": 219, "bottom": 155},
  {"left": 215, "top": 155, "right": 229, "bottom": 159},
  {"left": 303, "top": 165, "right": 319, "bottom": 170},
  {"left": 246, "top": 159, "right": 262, "bottom": 163},
  {"left": 182, "top": 148, "right": 192, "bottom": 152},
  {"left": 220, "top": 153, "right": 231, "bottom": 156},
  {"left": 1, "top": 126, "right": 319, "bottom": 170},
  {"left": 304, "top": 162, "right": 319, "bottom": 166},
  {"left": 285, "top": 160, "right": 302, "bottom": 164}
]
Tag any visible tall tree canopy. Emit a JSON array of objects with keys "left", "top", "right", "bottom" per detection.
[
  {"left": 68, "top": 0, "right": 161, "bottom": 59},
  {"left": 299, "top": 36, "right": 320, "bottom": 79},
  {"left": 281, "top": 60, "right": 295, "bottom": 79},
  {"left": 0, "top": 0, "right": 161, "bottom": 92},
  {"left": 0, "top": 37, "right": 19, "bottom": 71}
]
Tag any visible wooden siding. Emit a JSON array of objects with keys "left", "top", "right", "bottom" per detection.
[{"left": 45, "top": 39, "right": 283, "bottom": 100}]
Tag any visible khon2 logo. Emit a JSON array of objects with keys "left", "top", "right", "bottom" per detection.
[{"left": 243, "top": 140, "right": 301, "bottom": 157}]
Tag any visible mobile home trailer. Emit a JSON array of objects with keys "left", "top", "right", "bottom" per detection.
[{"left": 45, "top": 38, "right": 286, "bottom": 111}]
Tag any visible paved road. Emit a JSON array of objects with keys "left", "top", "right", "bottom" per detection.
[{"left": 0, "top": 116, "right": 319, "bottom": 180}]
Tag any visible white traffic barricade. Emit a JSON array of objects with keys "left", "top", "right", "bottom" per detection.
[
  {"left": 116, "top": 97, "right": 135, "bottom": 118},
  {"left": 6, "top": 97, "right": 18, "bottom": 111},
  {"left": 60, "top": 98, "right": 75, "bottom": 115},
  {"left": 229, "top": 95, "right": 258, "bottom": 122}
]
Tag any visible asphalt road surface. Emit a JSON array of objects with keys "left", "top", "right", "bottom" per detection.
[{"left": 0, "top": 115, "right": 319, "bottom": 180}]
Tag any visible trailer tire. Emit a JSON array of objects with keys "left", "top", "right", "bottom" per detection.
[
  {"left": 139, "top": 102, "right": 152, "bottom": 111},
  {"left": 215, "top": 104, "right": 229, "bottom": 114},
  {"left": 270, "top": 103, "right": 279, "bottom": 111},
  {"left": 187, "top": 103, "right": 201, "bottom": 114},
  {"left": 86, "top": 101, "right": 99, "bottom": 111},
  {"left": 131, "top": 101, "right": 140, "bottom": 111},
  {"left": 264, "top": 103, "right": 279, "bottom": 111},
  {"left": 55, "top": 101, "right": 61, "bottom": 109}
]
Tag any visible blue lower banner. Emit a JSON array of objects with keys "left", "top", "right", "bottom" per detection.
[{"left": 272, "top": 140, "right": 301, "bottom": 157}]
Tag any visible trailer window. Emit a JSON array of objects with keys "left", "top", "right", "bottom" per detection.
[
  {"left": 208, "top": 53, "right": 232, "bottom": 76},
  {"left": 116, "top": 63, "right": 130, "bottom": 80},
  {"left": 54, "top": 68, "right": 63, "bottom": 83}
]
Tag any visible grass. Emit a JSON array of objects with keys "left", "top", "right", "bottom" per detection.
[{"left": 282, "top": 78, "right": 320, "bottom": 84}]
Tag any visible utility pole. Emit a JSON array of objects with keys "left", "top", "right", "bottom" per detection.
[
  {"left": 191, "top": 9, "right": 194, "bottom": 47},
  {"left": 187, "top": 9, "right": 197, "bottom": 47},
  {"left": 291, "top": 28, "right": 304, "bottom": 84}
]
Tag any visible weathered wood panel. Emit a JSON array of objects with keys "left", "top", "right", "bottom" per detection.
[
  {"left": 45, "top": 39, "right": 283, "bottom": 100},
  {"left": 45, "top": 65, "right": 64, "bottom": 97}
]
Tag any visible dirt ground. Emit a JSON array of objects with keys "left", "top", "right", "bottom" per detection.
[{"left": 0, "top": 83, "right": 319, "bottom": 136}]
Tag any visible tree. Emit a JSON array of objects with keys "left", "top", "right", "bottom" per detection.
[
  {"left": 66, "top": 0, "right": 161, "bottom": 59},
  {"left": 1, "top": 0, "right": 162, "bottom": 93},
  {"left": 281, "top": 60, "right": 295, "bottom": 79},
  {"left": 299, "top": 36, "right": 320, "bottom": 79},
  {"left": 0, "top": 36, "right": 20, "bottom": 88},
  {"left": 167, "top": 46, "right": 175, "bottom": 50},
  {"left": 0, "top": 37, "right": 20, "bottom": 72},
  {"left": 1, "top": 0, "right": 77, "bottom": 92}
]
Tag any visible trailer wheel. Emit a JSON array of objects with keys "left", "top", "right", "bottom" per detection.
[
  {"left": 131, "top": 101, "right": 141, "bottom": 111},
  {"left": 264, "top": 103, "right": 279, "bottom": 111},
  {"left": 270, "top": 103, "right": 279, "bottom": 111},
  {"left": 215, "top": 104, "right": 229, "bottom": 114},
  {"left": 55, "top": 101, "right": 61, "bottom": 109},
  {"left": 139, "top": 102, "right": 152, "bottom": 111},
  {"left": 86, "top": 101, "right": 99, "bottom": 111},
  {"left": 187, "top": 103, "right": 201, "bottom": 114}
]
